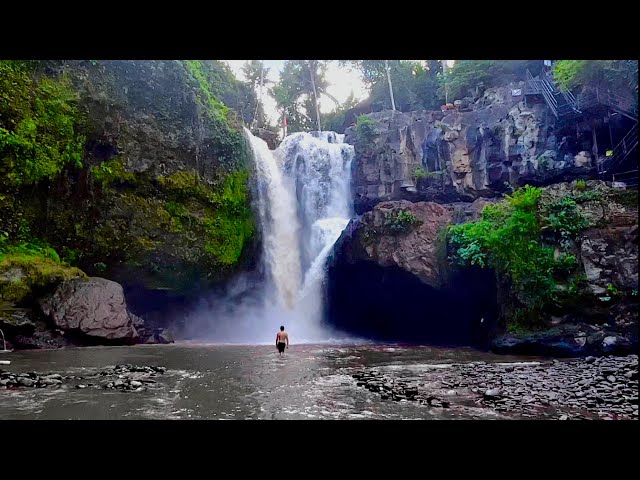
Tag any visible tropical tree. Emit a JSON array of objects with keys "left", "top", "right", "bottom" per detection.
[
  {"left": 242, "top": 60, "right": 271, "bottom": 129},
  {"left": 321, "top": 92, "right": 360, "bottom": 132},
  {"left": 344, "top": 60, "right": 444, "bottom": 112},
  {"left": 269, "top": 60, "right": 337, "bottom": 133}
]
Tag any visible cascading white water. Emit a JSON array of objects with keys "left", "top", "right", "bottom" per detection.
[
  {"left": 249, "top": 131, "right": 303, "bottom": 310},
  {"left": 184, "top": 129, "right": 354, "bottom": 344},
  {"left": 273, "top": 131, "right": 354, "bottom": 340}
]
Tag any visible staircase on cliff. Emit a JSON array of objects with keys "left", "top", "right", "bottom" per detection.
[
  {"left": 598, "top": 125, "right": 638, "bottom": 186},
  {"left": 525, "top": 69, "right": 582, "bottom": 119},
  {"left": 526, "top": 68, "right": 638, "bottom": 186}
]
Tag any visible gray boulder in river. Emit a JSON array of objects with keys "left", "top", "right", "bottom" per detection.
[{"left": 40, "top": 277, "right": 139, "bottom": 342}]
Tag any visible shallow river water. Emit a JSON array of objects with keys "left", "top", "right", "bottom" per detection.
[{"left": 0, "top": 343, "right": 561, "bottom": 420}]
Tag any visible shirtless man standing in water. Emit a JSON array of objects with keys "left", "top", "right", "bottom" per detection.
[{"left": 276, "top": 326, "right": 289, "bottom": 355}]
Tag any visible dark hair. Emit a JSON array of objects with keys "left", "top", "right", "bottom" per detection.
[{"left": 280, "top": 326, "right": 284, "bottom": 331}]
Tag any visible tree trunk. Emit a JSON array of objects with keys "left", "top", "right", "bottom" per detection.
[
  {"left": 308, "top": 61, "right": 322, "bottom": 131},
  {"left": 251, "top": 63, "right": 265, "bottom": 130},
  {"left": 442, "top": 60, "right": 449, "bottom": 105},
  {"left": 385, "top": 60, "right": 396, "bottom": 113}
]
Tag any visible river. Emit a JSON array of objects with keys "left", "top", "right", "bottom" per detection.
[{"left": 0, "top": 343, "right": 562, "bottom": 420}]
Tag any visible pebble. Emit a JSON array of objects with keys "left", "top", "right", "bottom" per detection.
[
  {"left": 352, "top": 354, "right": 638, "bottom": 419},
  {"left": 0, "top": 364, "right": 167, "bottom": 393}
]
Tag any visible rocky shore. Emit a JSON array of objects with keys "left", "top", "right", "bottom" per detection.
[
  {"left": 352, "top": 354, "right": 638, "bottom": 420},
  {"left": 0, "top": 364, "right": 167, "bottom": 392}
]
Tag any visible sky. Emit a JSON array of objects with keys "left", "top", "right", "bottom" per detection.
[{"left": 225, "top": 60, "right": 455, "bottom": 125}]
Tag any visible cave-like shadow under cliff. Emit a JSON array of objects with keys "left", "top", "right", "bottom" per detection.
[{"left": 326, "top": 261, "right": 498, "bottom": 348}]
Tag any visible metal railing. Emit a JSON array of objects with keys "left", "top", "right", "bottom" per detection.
[
  {"left": 611, "top": 169, "right": 639, "bottom": 187},
  {"left": 543, "top": 69, "right": 581, "bottom": 114},
  {"left": 527, "top": 70, "right": 559, "bottom": 117},
  {"left": 598, "top": 123, "right": 639, "bottom": 174},
  {"left": 577, "top": 87, "right": 638, "bottom": 120},
  {"left": 526, "top": 69, "right": 582, "bottom": 118}
]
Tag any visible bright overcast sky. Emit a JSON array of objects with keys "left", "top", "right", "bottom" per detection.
[{"left": 225, "top": 60, "right": 455, "bottom": 124}]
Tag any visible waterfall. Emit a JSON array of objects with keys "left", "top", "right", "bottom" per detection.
[
  {"left": 274, "top": 131, "right": 354, "bottom": 340},
  {"left": 184, "top": 129, "right": 354, "bottom": 344},
  {"left": 249, "top": 130, "right": 302, "bottom": 310}
]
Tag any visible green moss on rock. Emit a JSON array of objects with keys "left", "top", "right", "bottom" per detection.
[
  {"left": 91, "top": 157, "right": 136, "bottom": 186},
  {"left": 158, "top": 169, "right": 255, "bottom": 268},
  {"left": 0, "top": 251, "right": 85, "bottom": 305}
]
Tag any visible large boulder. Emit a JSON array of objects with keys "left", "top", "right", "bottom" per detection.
[
  {"left": 337, "top": 201, "right": 452, "bottom": 288},
  {"left": 40, "top": 277, "right": 138, "bottom": 341},
  {"left": 333, "top": 198, "right": 493, "bottom": 288}
]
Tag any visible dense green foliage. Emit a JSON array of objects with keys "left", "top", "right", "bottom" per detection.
[
  {"left": 384, "top": 209, "right": 420, "bottom": 234},
  {"left": 0, "top": 61, "right": 85, "bottom": 187},
  {"left": 355, "top": 114, "right": 380, "bottom": 141},
  {"left": 91, "top": 157, "right": 136, "bottom": 186},
  {"left": 0, "top": 233, "right": 60, "bottom": 263},
  {"left": 374, "top": 60, "right": 443, "bottom": 111},
  {"left": 321, "top": 93, "right": 360, "bottom": 132},
  {"left": 1, "top": 59, "right": 258, "bottom": 295},
  {"left": 540, "top": 194, "right": 592, "bottom": 250},
  {"left": 183, "top": 60, "right": 263, "bottom": 127},
  {"left": 553, "top": 60, "right": 638, "bottom": 95},
  {"left": 439, "top": 60, "right": 542, "bottom": 101},
  {"left": 270, "top": 60, "right": 334, "bottom": 133},
  {"left": 448, "top": 185, "right": 592, "bottom": 323},
  {"left": 158, "top": 169, "right": 254, "bottom": 267},
  {"left": 183, "top": 61, "right": 231, "bottom": 121},
  {"left": 330, "top": 60, "right": 543, "bottom": 119},
  {"left": 342, "top": 60, "right": 444, "bottom": 112},
  {"left": 440, "top": 60, "right": 497, "bottom": 101}
]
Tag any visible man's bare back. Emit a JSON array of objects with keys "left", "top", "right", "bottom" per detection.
[{"left": 276, "top": 326, "right": 289, "bottom": 354}]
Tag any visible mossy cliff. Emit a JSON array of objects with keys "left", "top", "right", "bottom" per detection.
[{"left": 0, "top": 60, "right": 258, "bottom": 301}]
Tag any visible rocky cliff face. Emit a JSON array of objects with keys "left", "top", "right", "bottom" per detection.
[
  {"left": 1, "top": 60, "right": 260, "bottom": 349},
  {"left": 1, "top": 60, "right": 259, "bottom": 303},
  {"left": 331, "top": 81, "right": 638, "bottom": 355},
  {"left": 327, "top": 198, "right": 499, "bottom": 345},
  {"left": 328, "top": 178, "right": 638, "bottom": 355},
  {"left": 332, "top": 198, "right": 493, "bottom": 288},
  {"left": 345, "top": 84, "right": 595, "bottom": 214}
]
